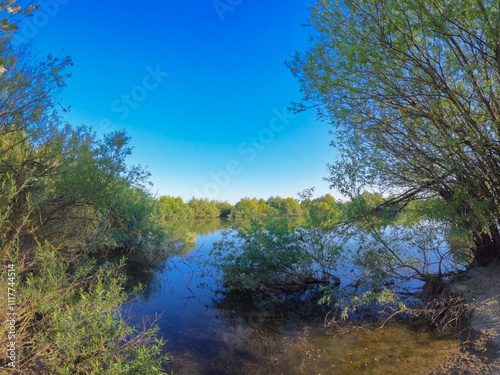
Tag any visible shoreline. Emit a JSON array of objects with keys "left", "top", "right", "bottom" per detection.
[{"left": 432, "top": 261, "right": 500, "bottom": 374}]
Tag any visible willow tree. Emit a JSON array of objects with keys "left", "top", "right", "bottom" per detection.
[{"left": 287, "top": 0, "right": 500, "bottom": 265}]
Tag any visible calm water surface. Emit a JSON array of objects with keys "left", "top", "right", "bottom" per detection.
[{"left": 126, "top": 220, "right": 460, "bottom": 375}]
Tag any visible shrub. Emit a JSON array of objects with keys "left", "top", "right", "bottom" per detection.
[
  {"left": 0, "top": 243, "right": 172, "bottom": 374},
  {"left": 211, "top": 221, "right": 342, "bottom": 294}
]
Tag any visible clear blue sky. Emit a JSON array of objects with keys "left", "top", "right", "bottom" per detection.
[{"left": 18, "top": 0, "right": 338, "bottom": 204}]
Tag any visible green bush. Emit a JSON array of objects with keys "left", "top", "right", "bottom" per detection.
[
  {"left": 0, "top": 244, "right": 172, "bottom": 374},
  {"left": 0, "top": 38, "right": 173, "bottom": 373},
  {"left": 211, "top": 220, "right": 342, "bottom": 293}
]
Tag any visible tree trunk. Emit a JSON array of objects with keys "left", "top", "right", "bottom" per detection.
[{"left": 472, "top": 225, "right": 500, "bottom": 266}]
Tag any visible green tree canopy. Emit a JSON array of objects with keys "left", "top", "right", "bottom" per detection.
[
  {"left": 288, "top": 0, "right": 500, "bottom": 265},
  {"left": 267, "top": 196, "right": 303, "bottom": 217},
  {"left": 231, "top": 197, "right": 262, "bottom": 218},
  {"left": 188, "top": 197, "right": 220, "bottom": 218},
  {"left": 159, "top": 196, "right": 194, "bottom": 219}
]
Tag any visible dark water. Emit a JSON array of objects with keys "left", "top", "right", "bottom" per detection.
[{"left": 125, "top": 219, "right": 460, "bottom": 375}]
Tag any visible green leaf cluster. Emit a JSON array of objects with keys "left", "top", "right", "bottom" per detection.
[
  {"left": 288, "top": 0, "right": 500, "bottom": 265},
  {"left": 0, "top": 243, "right": 172, "bottom": 373}
]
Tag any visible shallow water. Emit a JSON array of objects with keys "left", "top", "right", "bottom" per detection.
[{"left": 126, "top": 220, "right": 460, "bottom": 374}]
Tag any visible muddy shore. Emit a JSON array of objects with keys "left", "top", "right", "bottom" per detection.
[{"left": 431, "top": 261, "right": 500, "bottom": 374}]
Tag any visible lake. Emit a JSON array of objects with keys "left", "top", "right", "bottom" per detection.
[{"left": 126, "top": 219, "right": 460, "bottom": 374}]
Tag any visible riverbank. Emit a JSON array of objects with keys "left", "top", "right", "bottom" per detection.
[{"left": 431, "top": 261, "right": 500, "bottom": 374}]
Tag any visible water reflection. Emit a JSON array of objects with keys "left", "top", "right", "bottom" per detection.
[{"left": 126, "top": 218, "right": 460, "bottom": 374}]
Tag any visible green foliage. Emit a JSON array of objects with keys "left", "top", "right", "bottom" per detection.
[
  {"left": 0, "top": 48, "right": 164, "bottom": 258},
  {"left": 296, "top": 193, "right": 345, "bottom": 229},
  {"left": 215, "top": 201, "right": 233, "bottom": 217},
  {"left": 211, "top": 220, "right": 342, "bottom": 293},
  {"left": 306, "top": 194, "right": 343, "bottom": 228},
  {"left": 159, "top": 196, "right": 223, "bottom": 219},
  {"left": 100, "top": 186, "right": 170, "bottom": 267},
  {"left": 231, "top": 197, "right": 262, "bottom": 218},
  {"left": 288, "top": 0, "right": 500, "bottom": 264},
  {"left": 0, "top": 119, "right": 169, "bottom": 264},
  {"left": 313, "top": 193, "right": 336, "bottom": 206},
  {"left": 0, "top": 244, "right": 171, "bottom": 373},
  {"left": 230, "top": 196, "right": 304, "bottom": 218},
  {"left": 0, "top": 36, "right": 172, "bottom": 372},
  {"left": 267, "top": 196, "right": 303, "bottom": 217},
  {"left": 342, "top": 290, "right": 406, "bottom": 321},
  {"left": 188, "top": 197, "right": 220, "bottom": 218},
  {"left": 160, "top": 219, "right": 198, "bottom": 256},
  {"left": 212, "top": 196, "right": 469, "bottom": 322},
  {"left": 159, "top": 196, "right": 193, "bottom": 219}
]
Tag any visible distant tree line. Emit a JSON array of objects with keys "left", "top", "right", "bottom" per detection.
[
  {"left": 159, "top": 197, "right": 222, "bottom": 219},
  {"left": 158, "top": 193, "right": 385, "bottom": 223}
]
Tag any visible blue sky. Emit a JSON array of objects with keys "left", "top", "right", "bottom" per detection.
[{"left": 17, "top": 0, "right": 337, "bottom": 204}]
